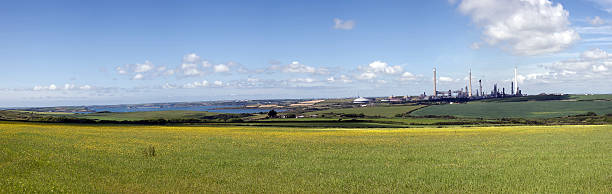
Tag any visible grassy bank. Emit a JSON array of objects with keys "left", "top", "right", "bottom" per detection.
[{"left": 0, "top": 122, "right": 610, "bottom": 193}]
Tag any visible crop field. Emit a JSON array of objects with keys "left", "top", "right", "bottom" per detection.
[
  {"left": 306, "top": 105, "right": 425, "bottom": 118},
  {"left": 1, "top": 121, "right": 610, "bottom": 193},
  {"left": 411, "top": 100, "right": 612, "bottom": 118}
]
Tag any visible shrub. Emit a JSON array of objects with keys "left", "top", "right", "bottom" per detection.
[{"left": 343, "top": 113, "right": 365, "bottom": 118}]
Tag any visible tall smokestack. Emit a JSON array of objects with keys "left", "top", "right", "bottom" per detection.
[
  {"left": 479, "top": 79, "right": 482, "bottom": 97},
  {"left": 433, "top": 68, "right": 437, "bottom": 97},
  {"left": 514, "top": 67, "right": 518, "bottom": 95},
  {"left": 468, "top": 68, "right": 472, "bottom": 98}
]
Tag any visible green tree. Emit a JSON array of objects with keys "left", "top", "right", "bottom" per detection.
[{"left": 267, "top": 110, "right": 278, "bottom": 118}]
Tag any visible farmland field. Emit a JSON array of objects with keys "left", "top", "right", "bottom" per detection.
[
  {"left": 1, "top": 121, "right": 610, "bottom": 193},
  {"left": 411, "top": 100, "right": 612, "bottom": 118},
  {"left": 306, "top": 105, "right": 425, "bottom": 117}
]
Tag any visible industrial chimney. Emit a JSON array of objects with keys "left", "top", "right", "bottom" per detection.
[
  {"left": 514, "top": 67, "right": 518, "bottom": 95},
  {"left": 468, "top": 69, "right": 472, "bottom": 98},
  {"left": 433, "top": 68, "right": 437, "bottom": 97},
  {"left": 479, "top": 79, "right": 483, "bottom": 97}
]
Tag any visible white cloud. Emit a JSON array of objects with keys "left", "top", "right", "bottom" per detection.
[
  {"left": 213, "top": 80, "right": 224, "bottom": 86},
  {"left": 64, "top": 84, "right": 75, "bottom": 90},
  {"left": 339, "top": 75, "right": 352, "bottom": 83},
  {"left": 457, "top": 0, "right": 580, "bottom": 55},
  {"left": 470, "top": 42, "right": 481, "bottom": 49},
  {"left": 116, "top": 67, "right": 127, "bottom": 74},
  {"left": 529, "top": 48, "right": 612, "bottom": 84},
  {"left": 214, "top": 64, "right": 230, "bottom": 73},
  {"left": 33, "top": 85, "right": 45, "bottom": 91},
  {"left": 162, "top": 83, "right": 176, "bottom": 89},
  {"left": 183, "top": 80, "right": 209, "bottom": 88},
  {"left": 163, "top": 69, "right": 175, "bottom": 76},
  {"left": 179, "top": 53, "right": 207, "bottom": 77},
  {"left": 33, "top": 84, "right": 93, "bottom": 91},
  {"left": 357, "top": 72, "right": 377, "bottom": 80},
  {"left": 132, "top": 74, "right": 144, "bottom": 80},
  {"left": 79, "top": 85, "right": 92, "bottom": 90},
  {"left": 439, "top": 77, "right": 454, "bottom": 82},
  {"left": 327, "top": 75, "right": 352, "bottom": 83},
  {"left": 134, "top": 61, "right": 154, "bottom": 73},
  {"left": 589, "top": 16, "right": 605, "bottom": 25},
  {"left": 268, "top": 61, "right": 329, "bottom": 75},
  {"left": 183, "top": 53, "right": 201, "bottom": 64},
  {"left": 181, "top": 63, "right": 202, "bottom": 76},
  {"left": 247, "top": 78, "right": 259, "bottom": 83},
  {"left": 592, "top": 64, "right": 608, "bottom": 72},
  {"left": 400, "top": 72, "right": 418, "bottom": 81},
  {"left": 116, "top": 60, "right": 173, "bottom": 80},
  {"left": 289, "top": 78, "right": 315, "bottom": 83},
  {"left": 367, "top": 61, "right": 403, "bottom": 74},
  {"left": 356, "top": 61, "right": 403, "bottom": 80},
  {"left": 581, "top": 48, "right": 609, "bottom": 60},
  {"left": 117, "top": 61, "right": 155, "bottom": 75},
  {"left": 202, "top": 61, "right": 213, "bottom": 68},
  {"left": 286, "top": 61, "right": 315, "bottom": 73},
  {"left": 333, "top": 18, "right": 355, "bottom": 30}
]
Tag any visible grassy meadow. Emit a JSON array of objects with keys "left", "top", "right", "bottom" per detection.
[
  {"left": 411, "top": 100, "right": 612, "bottom": 118},
  {"left": 1, "top": 121, "right": 610, "bottom": 193},
  {"left": 306, "top": 105, "right": 425, "bottom": 118}
]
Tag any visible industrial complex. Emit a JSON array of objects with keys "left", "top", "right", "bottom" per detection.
[{"left": 354, "top": 67, "right": 524, "bottom": 104}]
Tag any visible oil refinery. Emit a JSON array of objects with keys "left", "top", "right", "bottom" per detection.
[
  {"left": 353, "top": 67, "right": 525, "bottom": 105},
  {"left": 426, "top": 67, "right": 523, "bottom": 101}
]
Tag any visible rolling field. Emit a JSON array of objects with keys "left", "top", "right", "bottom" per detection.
[
  {"left": 1, "top": 122, "right": 610, "bottom": 193},
  {"left": 306, "top": 105, "right": 425, "bottom": 118},
  {"left": 411, "top": 100, "right": 612, "bottom": 118}
]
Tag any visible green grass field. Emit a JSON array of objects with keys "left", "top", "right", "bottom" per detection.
[
  {"left": 1, "top": 121, "right": 610, "bottom": 193},
  {"left": 411, "top": 100, "right": 612, "bottom": 118},
  {"left": 73, "top": 110, "right": 220, "bottom": 121},
  {"left": 569, "top": 94, "right": 612, "bottom": 101},
  {"left": 306, "top": 105, "right": 425, "bottom": 118}
]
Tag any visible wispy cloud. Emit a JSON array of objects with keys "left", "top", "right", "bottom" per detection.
[
  {"left": 588, "top": 16, "right": 605, "bottom": 25},
  {"left": 588, "top": 0, "right": 612, "bottom": 13},
  {"left": 33, "top": 84, "right": 94, "bottom": 91},
  {"left": 333, "top": 18, "right": 355, "bottom": 30}
]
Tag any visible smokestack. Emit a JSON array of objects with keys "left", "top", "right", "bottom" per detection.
[
  {"left": 479, "top": 79, "right": 483, "bottom": 97},
  {"left": 433, "top": 68, "right": 437, "bottom": 97},
  {"left": 468, "top": 69, "right": 472, "bottom": 98},
  {"left": 514, "top": 67, "right": 518, "bottom": 95}
]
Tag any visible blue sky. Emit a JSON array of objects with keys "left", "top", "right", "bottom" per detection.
[{"left": 1, "top": 0, "right": 612, "bottom": 107}]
